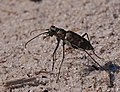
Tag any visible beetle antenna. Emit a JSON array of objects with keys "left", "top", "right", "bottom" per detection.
[
  {"left": 30, "top": 28, "right": 49, "bottom": 35},
  {"left": 25, "top": 32, "right": 48, "bottom": 48}
]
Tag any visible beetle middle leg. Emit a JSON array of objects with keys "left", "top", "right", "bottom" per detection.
[{"left": 52, "top": 38, "right": 60, "bottom": 71}]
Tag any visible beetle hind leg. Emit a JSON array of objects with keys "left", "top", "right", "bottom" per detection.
[{"left": 92, "top": 50, "right": 104, "bottom": 60}]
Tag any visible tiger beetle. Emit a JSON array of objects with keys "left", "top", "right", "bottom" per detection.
[{"left": 25, "top": 26, "right": 106, "bottom": 82}]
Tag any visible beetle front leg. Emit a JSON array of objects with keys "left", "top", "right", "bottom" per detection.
[
  {"left": 52, "top": 38, "right": 60, "bottom": 71},
  {"left": 56, "top": 41, "right": 65, "bottom": 82}
]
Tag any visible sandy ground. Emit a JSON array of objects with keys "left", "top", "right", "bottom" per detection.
[{"left": 0, "top": 0, "right": 120, "bottom": 92}]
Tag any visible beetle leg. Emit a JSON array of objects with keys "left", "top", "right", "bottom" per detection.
[
  {"left": 84, "top": 50, "right": 106, "bottom": 71},
  {"left": 92, "top": 50, "right": 104, "bottom": 60},
  {"left": 52, "top": 38, "right": 60, "bottom": 71},
  {"left": 82, "top": 33, "right": 104, "bottom": 60},
  {"left": 82, "top": 33, "right": 90, "bottom": 42},
  {"left": 56, "top": 41, "right": 65, "bottom": 82}
]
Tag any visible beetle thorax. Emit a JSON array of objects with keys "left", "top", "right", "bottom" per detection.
[{"left": 56, "top": 30, "right": 66, "bottom": 39}]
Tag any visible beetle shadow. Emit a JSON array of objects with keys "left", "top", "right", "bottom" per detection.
[{"left": 82, "top": 60, "right": 120, "bottom": 88}]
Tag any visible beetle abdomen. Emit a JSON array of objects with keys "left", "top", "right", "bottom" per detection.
[{"left": 65, "top": 31, "right": 94, "bottom": 50}]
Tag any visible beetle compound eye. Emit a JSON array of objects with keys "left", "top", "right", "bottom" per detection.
[
  {"left": 50, "top": 26, "right": 56, "bottom": 31},
  {"left": 51, "top": 25, "right": 55, "bottom": 28}
]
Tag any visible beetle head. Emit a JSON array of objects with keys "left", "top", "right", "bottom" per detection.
[{"left": 46, "top": 26, "right": 58, "bottom": 37}]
